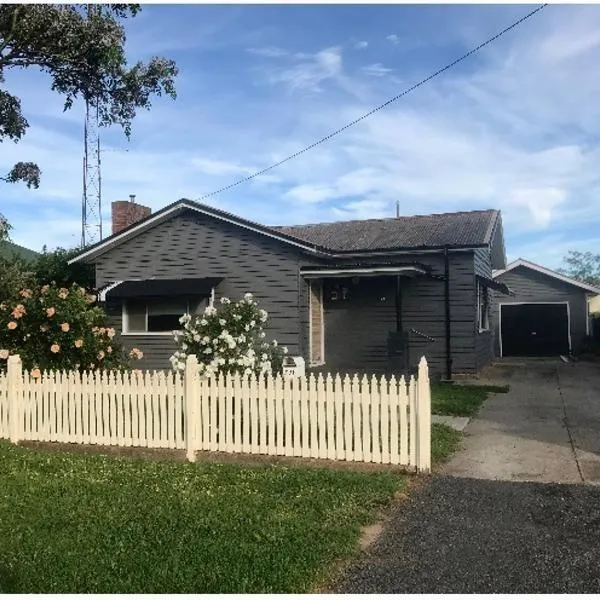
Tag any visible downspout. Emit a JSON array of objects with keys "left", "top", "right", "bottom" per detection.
[
  {"left": 444, "top": 246, "right": 452, "bottom": 381},
  {"left": 395, "top": 275, "right": 402, "bottom": 332}
]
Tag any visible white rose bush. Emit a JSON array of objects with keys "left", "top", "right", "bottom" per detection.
[{"left": 169, "top": 293, "right": 288, "bottom": 377}]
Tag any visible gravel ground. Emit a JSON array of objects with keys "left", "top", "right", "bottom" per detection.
[{"left": 334, "top": 476, "right": 600, "bottom": 593}]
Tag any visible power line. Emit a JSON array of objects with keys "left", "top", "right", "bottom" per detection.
[{"left": 194, "top": 4, "right": 547, "bottom": 203}]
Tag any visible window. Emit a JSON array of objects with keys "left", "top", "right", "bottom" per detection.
[
  {"left": 477, "top": 283, "right": 490, "bottom": 331},
  {"left": 123, "top": 297, "right": 208, "bottom": 334}
]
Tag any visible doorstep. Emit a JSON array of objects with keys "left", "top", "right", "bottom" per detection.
[{"left": 432, "top": 415, "right": 470, "bottom": 432}]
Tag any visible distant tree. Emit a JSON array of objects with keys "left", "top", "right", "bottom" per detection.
[
  {"left": 33, "top": 246, "right": 95, "bottom": 289},
  {"left": 0, "top": 4, "right": 178, "bottom": 237},
  {"left": 558, "top": 251, "right": 600, "bottom": 287},
  {"left": 0, "top": 254, "right": 36, "bottom": 301}
]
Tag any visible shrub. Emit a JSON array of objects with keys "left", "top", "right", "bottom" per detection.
[
  {"left": 170, "top": 293, "right": 287, "bottom": 377},
  {"left": 0, "top": 283, "right": 142, "bottom": 372}
]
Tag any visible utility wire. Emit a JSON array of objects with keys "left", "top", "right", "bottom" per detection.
[{"left": 195, "top": 4, "right": 547, "bottom": 203}]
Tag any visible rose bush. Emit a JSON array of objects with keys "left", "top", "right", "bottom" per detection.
[
  {"left": 0, "top": 283, "right": 142, "bottom": 372},
  {"left": 169, "top": 293, "right": 287, "bottom": 377}
]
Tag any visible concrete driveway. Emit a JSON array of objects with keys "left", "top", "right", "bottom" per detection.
[{"left": 441, "top": 359, "right": 600, "bottom": 485}]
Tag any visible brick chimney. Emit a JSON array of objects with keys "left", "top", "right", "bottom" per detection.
[{"left": 111, "top": 194, "right": 151, "bottom": 235}]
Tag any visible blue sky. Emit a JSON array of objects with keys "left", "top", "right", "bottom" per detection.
[{"left": 2, "top": 3, "right": 600, "bottom": 269}]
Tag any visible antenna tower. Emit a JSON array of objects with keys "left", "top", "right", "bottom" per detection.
[{"left": 81, "top": 4, "right": 102, "bottom": 247}]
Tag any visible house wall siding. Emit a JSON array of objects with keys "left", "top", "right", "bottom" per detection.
[
  {"left": 95, "top": 210, "right": 317, "bottom": 370},
  {"left": 473, "top": 247, "right": 495, "bottom": 370},
  {"left": 491, "top": 266, "right": 590, "bottom": 355}
]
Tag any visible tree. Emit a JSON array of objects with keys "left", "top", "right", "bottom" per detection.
[
  {"left": 558, "top": 251, "right": 600, "bottom": 287},
  {"left": 0, "top": 4, "right": 178, "bottom": 235},
  {"left": 34, "top": 246, "right": 95, "bottom": 289}
]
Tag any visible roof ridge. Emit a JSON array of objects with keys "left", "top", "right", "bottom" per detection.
[{"left": 271, "top": 208, "right": 497, "bottom": 230}]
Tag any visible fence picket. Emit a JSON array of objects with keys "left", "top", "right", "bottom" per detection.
[
  {"left": 249, "top": 374, "right": 259, "bottom": 454},
  {"left": 275, "top": 374, "right": 284, "bottom": 455},
  {"left": 343, "top": 375, "right": 352, "bottom": 461},
  {"left": 351, "top": 375, "right": 362, "bottom": 462},
  {"left": 309, "top": 374, "right": 318, "bottom": 459},
  {"left": 370, "top": 375, "right": 381, "bottom": 464},
  {"left": 266, "top": 374, "right": 275, "bottom": 456},
  {"left": 379, "top": 375, "right": 390, "bottom": 464},
  {"left": 291, "top": 377, "right": 301, "bottom": 457},
  {"left": 242, "top": 375, "right": 251, "bottom": 454},
  {"left": 317, "top": 374, "right": 326, "bottom": 459},
  {"left": 300, "top": 375, "right": 310, "bottom": 458},
  {"left": 409, "top": 375, "right": 417, "bottom": 468},
  {"left": 361, "top": 375, "right": 371, "bottom": 463},
  {"left": 283, "top": 375, "right": 293, "bottom": 457},
  {"left": 325, "top": 374, "right": 335, "bottom": 460},
  {"left": 398, "top": 376, "right": 407, "bottom": 465}
]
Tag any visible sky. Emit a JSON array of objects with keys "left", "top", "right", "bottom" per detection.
[{"left": 2, "top": 3, "right": 600, "bottom": 269}]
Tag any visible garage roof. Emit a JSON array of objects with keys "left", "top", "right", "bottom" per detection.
[{"left": 493, "top": 258, "right": 600, "bottom": 294}]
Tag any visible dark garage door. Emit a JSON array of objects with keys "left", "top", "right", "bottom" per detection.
[{"left": 501, "top": 303, "right": 570, "bottom": 357}]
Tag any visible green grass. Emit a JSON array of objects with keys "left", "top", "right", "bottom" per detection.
[
  {"left": 0, "top": 442, "right": 405, "bottom": 593},
  {"left": 431, "top": 383, "right": 509, "bottom": 417},
  {"left": 431, "top": 424, "right": 463, "bottom": 465}
]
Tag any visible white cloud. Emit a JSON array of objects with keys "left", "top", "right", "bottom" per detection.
[
  {"left": 362, "top": 63, "right": 393, "bottom": 77},
  {"left": 386, "top": 34, "right": 400, "bottom": 45},
  {"left": 246, "top": 46, "right": 289, "bottom": 58},
  {"left": 265, "top": 47, "right": 343, "bottom": 93},
  {"left": 354, "top": 40, "right": 368, "bottom": 49}
]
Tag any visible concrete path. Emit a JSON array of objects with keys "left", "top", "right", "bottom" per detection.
[{"left": 441, "top": 359, "right": 600, "bottom": 485}]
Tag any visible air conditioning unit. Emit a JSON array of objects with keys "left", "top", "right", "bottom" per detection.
[{"left": 282, "top": 356, "right": 306, "bottom": 378}]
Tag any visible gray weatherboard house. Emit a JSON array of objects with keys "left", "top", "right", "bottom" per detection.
[{"left": 69, "top": 198, "right": 511, "bottom": 379}]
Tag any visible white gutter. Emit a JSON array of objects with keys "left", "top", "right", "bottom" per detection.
[{"left": 301, "top": 266, "right": 428, "bottom": 278}]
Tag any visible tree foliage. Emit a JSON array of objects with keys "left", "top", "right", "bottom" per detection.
[
  {"left": 33, "top": 246, "right": 95, "bottom": 289},
  {"left": 558, "top": 251, "right": 600, "bottom": 287},
  {"left": 0, "top": 3, "right": 178, "bottom": 228}
]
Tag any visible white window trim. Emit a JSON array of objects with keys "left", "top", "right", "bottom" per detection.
[{"left": 477, "top": 282, "right": 490, "bottom": 333}]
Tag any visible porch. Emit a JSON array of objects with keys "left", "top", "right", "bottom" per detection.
[{"left": 302, "top": 264, "right": 434, "bottom": 376}]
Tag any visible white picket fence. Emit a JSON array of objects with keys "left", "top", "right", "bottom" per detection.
[{"left": 0, "top": 354, "right": 431, "bottom": 471}]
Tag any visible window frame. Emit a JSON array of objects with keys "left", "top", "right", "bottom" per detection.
[
  {"left": 477, "top": 282, "right": 490, "bottom": 333},
  {"left": 122, "top": 296, "right": 207, "bottom": 336}
]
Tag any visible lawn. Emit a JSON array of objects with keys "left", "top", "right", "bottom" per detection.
[
  {"left": 431, "top": 383, "right": 509, "bottom": 417},
  {"left": 0, "top": 441, "right": 405, "bottom": 594},
  {"left": 431, "top": 424, "right": 462, "bottom": 464}
]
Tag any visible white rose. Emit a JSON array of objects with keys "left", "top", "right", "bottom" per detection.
[
  {"left": 272, "top": 340, "right": 278, "bottom": 347},
  {"left": 283, "top": 346, "right": 288, "bottom": 354},
  {"left": 250, "top": 320, "right": 256, "bottom": 327},
  {"left": 204, "top": 347, "right": 212, "bottom": 354},
  {"left": 259, "top": 331, "right": 266, "bottom": 338},
  {"left": 219, "top": 319, "right": 226, "bottom": 326},
  {"left": 244, "top": 292, "right": 253, "bottom": 300},
  {"left": 200, "top": 319, "right": 208, "bottom": 326},
  {"left": 220, "top": 297, "right": 231, "bottom": 304}
]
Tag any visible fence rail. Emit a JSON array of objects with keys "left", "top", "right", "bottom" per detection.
[{"left": 0, "top": 354, "right": 431, "bottom": 471}]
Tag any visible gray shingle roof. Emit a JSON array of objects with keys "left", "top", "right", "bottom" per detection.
[{"left": 271, "top": 209, "right": 499, "bottom": 252}]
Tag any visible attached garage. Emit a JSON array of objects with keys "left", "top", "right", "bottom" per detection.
[{"left": 492, "top": 259, "right": 600, "bottom": 358}]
